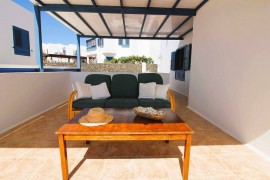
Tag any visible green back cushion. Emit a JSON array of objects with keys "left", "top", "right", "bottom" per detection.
[
  {"left": 111, "top": 74, "right": 138, "bottom": 98},
  {"left": 84, "top": 74, "right": 111, "bottom": 92},
  {"left": 138, "top": 73, "right": 163, "bottom": 85}
]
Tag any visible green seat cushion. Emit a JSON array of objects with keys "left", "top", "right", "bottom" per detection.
[
  {"left": 111, "top": 74, "right": 138, "bottom": 98},
  {"left": 139, "top": 99, "right": 171, "bottom": 108},
  {"left": 105, "top": 98, "right": 139, "bottom": 108},
  {"left": 72, "top": 98, "right": 108, "bottom": 109},
  {"left": 84, "top": 74, "right": 111, "bottom": 93},
  {"left": 138, "top": 73, "right": 163, "bottom": 84}
]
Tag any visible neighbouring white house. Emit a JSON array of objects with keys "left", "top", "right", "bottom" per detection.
[
  {"left": 42, "top": 43, "right": 87, "bottom": 63},
  {"left": 0, "top": 0, "right": 37, "bottom": 68},
  {"left": 0, "top": 0, "right": 180, "bottom": 73},
  {"left": 42, "top": 43, "right": 87, "bottom": 56},
  {"left": 86, "top": 38, "right": 179, "bottom": 73}
]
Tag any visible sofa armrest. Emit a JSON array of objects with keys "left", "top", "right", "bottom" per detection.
[
  {"left": 68, "top": 90, "right": 77, "bottom": 120},
  {"left": 167, "top": 90, "right": 176, "bottom": 111}
]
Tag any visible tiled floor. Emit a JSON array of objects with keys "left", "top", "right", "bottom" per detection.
[{"left": 0, "top": 92, "right": 270, "bottom": 180}]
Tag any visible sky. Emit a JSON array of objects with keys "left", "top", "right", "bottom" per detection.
[{"left": 13, "top": 0, "right": 87, "bottom": 46}]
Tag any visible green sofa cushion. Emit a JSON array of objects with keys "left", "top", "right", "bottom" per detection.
[
  {"left": 72, "top": 98, "right": 107, "bottom": 109},
  {"left": 111, "top": 74, "right": 138, "bottom": 98},
  {"left": 105, "top": 98, "right": 139, "bottom": 108},
  {"left": 139, "top": 99, "right": 171, "bottom": 108},
  {"left": 84, "top": 74, "right": 111, "bottom": 92},
  {"left": 138, "top": 73, "right": 163, "bottom": 84}
]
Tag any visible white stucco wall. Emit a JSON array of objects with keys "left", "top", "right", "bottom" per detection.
[
  {"left": 0, "top": 0, "right": 36, "bottom": 67},
  {"left": 169, "top": 33, "right": 192, "bottom": 96},
  {"left": 189, "top": 0, "right": 270, "bottom": 159},
  {"left": 159, "top": 40, "right": 180, "bottom": 74},
  {"left": 87, "top": 39, "right": 170, "bottom": 72},
  {"left": 0, "top": 72, "right": 70, "bottom": 134},
  {"left": 86, "top": 38, "right": 184, "bottom": 73},
  {"left": 42, "top": 43, "right": 87, "bottom": 56}
]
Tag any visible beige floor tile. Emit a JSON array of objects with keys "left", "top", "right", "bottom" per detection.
[
  {"left": 100, "top": 159, "right": 136, "bottom": 180},
  {"left": 83, "top": 141, "right": 111, "bottom": 158},
  {"left": 208, "top": 144, "right": 254, "bottom": 155},
  {"left": 108, "top": 141, "right": 160, "bottom": 158},
  {"left": 0, "top": 158, "right": 45, "bottom": 179},
  {"left": 0, "top": 92, "right": 270, "bottom": 179},
  {"left": 161, "top": 158, "right": 183, "bottom": 179},
  {"left": 192, "top": 154, "right": 234, "bottom": 176},
  {"left": 157, "top": 141, "right": 183, "bottom": 157},
  {"left": 0, "top": 158, "right": 18, "bottom": 172},
  {"left": 216, "top": 154, "right": 270, "bottom": 176},
  {"left": 70, "top": 159, "right": 105, "bottom": 179},
  {"left": 130, "top": 159, "right": 169, "bottom": 180}
]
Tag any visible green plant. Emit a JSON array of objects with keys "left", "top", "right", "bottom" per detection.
[{"left": 106, "top": 55, "right": 154, "bottom": 64}]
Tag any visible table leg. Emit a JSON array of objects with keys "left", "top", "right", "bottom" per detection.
[
  {"left": 58, "top": 135, "right": 69, "bottom": 180},
  {"left": 183, "top": 134, "right": 192, "bottom": 180}
]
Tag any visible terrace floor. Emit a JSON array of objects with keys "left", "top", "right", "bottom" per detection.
[{"left": 0, "top": 92, "right": 270, "bottom": 180}]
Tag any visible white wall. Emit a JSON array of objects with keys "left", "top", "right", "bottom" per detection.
[
  {"left": 42, "top": 43, "right": 87, "bottom": 56},
  {"left": 86, "top": 38, "right": 184, "bottom": 73},
  {"left": 189, "top": 0, "right": 270, "bottom": 159},
  {"left": 169, "top": 33, "right": 193, "bottom": 96},
  {"left": 0, "top": 0, "right": 36, "bottom": 67},
  {"left": 86, "top": 39, "right": 169, "bottom": 72},
  {"left": 159, "top": 40, "right": 179, "bottom": 73},
  {"left": 0, "top": 72, "right": 70, "bottom": 133}
]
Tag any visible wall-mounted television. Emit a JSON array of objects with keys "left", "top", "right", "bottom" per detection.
[{"left": 170, "top": 44, "right": 192, "bottom": 71}]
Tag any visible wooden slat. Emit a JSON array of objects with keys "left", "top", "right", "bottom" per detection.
[{"left": 64, "top": 134, "right": 188, "bottom": 141}]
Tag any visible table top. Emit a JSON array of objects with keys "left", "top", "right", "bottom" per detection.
[{"left": 56, "top": 108, "right": 193, "bottom": 135}]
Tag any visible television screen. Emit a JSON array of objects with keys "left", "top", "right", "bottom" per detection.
[
  {"left": 170, "top": 44, "right": 192, "bottom": 71},
  {"left": 175, "top": 48, "right": 184, "bottom": 70},
  {"left": 170, "top": 51, "right": 176, "bottom": 70}
]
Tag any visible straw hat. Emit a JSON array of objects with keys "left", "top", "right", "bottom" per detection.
[{"left": 79, "top": 108, "right": 113, "bottom": 126}]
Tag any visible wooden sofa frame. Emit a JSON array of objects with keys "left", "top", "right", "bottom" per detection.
[{"left": 67, "top": 90, "right": 176, "bottom": 120}]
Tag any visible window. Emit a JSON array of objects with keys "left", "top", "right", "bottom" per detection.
[
  {"left": 13, "top": 26, "right": 30, "bottom": 56},
  {"left": 118, "top": 39, "right": 130, "bottom": 48},
  {"left": 86, "top": 38, "right": 97, "bottom": 51},
  {"left": 97, "top": 38, "right": 104, "bottom": 47},
  {"left": 62, "top": 48, "right": 66, "bottom": 55}
]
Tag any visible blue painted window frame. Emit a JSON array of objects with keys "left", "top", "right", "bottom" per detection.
[
  {"left": 86, "top": 38, "right": 97, "bottom": 51},
  {"left": 13, "top": 26, "right": 30, "bottom": 56},
  {"left": 118, "top": 39, "right": 130, "bottom": 48},
  {"left": 97, "top": 38, "right": 104, "bottom": 47}
]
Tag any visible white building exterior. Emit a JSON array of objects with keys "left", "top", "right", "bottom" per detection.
[
  {"left": 42, "top": 43, "right": 87, "bottom": 63},
  {"left": 0, "top": 0, "right": 37, "bottom": 68},
  {"left": 86, "top": 38, "right": 178, "bottom": 73},
  {"left": 0, "top": 0, "right": 178, "bottom": 73},
  {"left": 42, "top": 43, "right": 87, "bottom": 56}
]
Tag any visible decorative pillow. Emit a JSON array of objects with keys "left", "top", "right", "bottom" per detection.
[
  {"left": 139, "top": 82, "right": 156, "bottom": 99},
  {"left": 75, "top": 82, "right": 91, "bottom": 99},
  {"left": 156, "top": 84, "right": 169, "bottom": 100},
  {"left": 90, "top": 82, "right": 111, "bottom": 100}
]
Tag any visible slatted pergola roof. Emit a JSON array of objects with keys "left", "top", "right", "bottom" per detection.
[{"left": 31, "top": 0, "right": 208, "bottom": 40}]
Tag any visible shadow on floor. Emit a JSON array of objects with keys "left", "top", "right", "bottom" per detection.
[
  {"left": 68, "top": 142, "right": 184, "bottom": 179},
  {"left": 0, "top": 91, "right": 241, "bottom": 149}
]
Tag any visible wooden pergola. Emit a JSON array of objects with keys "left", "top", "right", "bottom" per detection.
[{"left": 31, "top": 0, "right": 208, "bottom": 71}]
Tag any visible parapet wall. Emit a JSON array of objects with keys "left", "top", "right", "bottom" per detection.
[{"left": 44, "top": 62, "right": 157, "bottom": 72}]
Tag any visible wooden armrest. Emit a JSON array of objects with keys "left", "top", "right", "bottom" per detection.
[
  {"left": 68, "top": 90, "right": 77, "bottom": 120},
  {"left": 167, "top": 90, "right": 176, "bottom": 111}
]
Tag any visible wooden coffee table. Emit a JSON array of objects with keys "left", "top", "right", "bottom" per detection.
[{"left": 55, "top": 108, "right": 193, "bottom": 180}]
